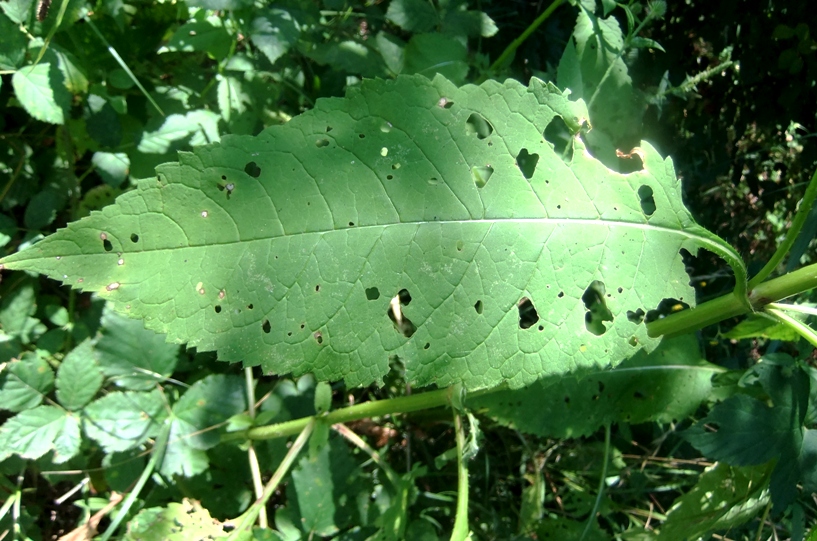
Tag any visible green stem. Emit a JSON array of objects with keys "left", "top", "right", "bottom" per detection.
[
  {"left": 748, "top": 169, "right": 817, "bottom": 289},
  {"left": 227, "top": 419, "right": 315, "bottom": 539},
  {"left": 98, "top": 421, "right": 170, "bottom": 541},
  {"left": 647, "top": 261, "right": 817, "bottom": 338},
  {"left": 226, "top": 387, "right": 494, "bottom": 443},
  {"left": 765, "top": 307, "right": 817, "bottom": 348},
  {"left": 244, "top": 367, "right": 267, "bottom": 529},
  {"left": 580, "top": 423, "right": 610, "bottom": 541},
  {"left": 450, "top": 411, "right": 470, "bottom": 541},
  {"left": 483, "top": 0, "right": 566, "bottom": 78}
]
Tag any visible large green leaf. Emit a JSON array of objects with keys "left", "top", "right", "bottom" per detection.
[
  {"left": 473, "top": 335, "right": 719, "bottom": 438},
  {"left": 0, "top": 75, "right": 743, "bottom": 391}
]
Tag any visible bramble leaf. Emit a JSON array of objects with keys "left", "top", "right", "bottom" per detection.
[
  {"left": 56, "top": 339, "right": 103, "bottom": 410},
  {"left": 0, "top": 75, "right": 744, "bottom": 391},
  {"left": 0, "top": 352, "right": 54, "bottom": 412},
  {"left": 0, "top": 405, "right": 80, "bottom": 463},
  {"left": 83, "top": 389, "right": 166, "bottom": 453}
]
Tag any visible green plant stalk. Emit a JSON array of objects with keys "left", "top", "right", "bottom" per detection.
[
  {"left": 450, "top": 411, "right": 470, "bottom": 541},
  {"left": 484, "top": 0, "right": 566, "bottom": 77},
  {"left": 647, "top": 260, "right": 817, "bottom": 338},
  {"left": 334, "top": 423, "right": 401, "bottom": 488},
  {"left": 227, "top": 387, "right": 492, "bottom": 442},
  {"left": 580, "top": 423, "right": 610, "bottom": 541},
  {"left": 227, "top": 419, "right": 315, "bottom": 540},
  {"left": 765, "top": 307, "right": 817, "bottom": 348},
  {"left": 748, "top": 169, "right": 817, "bottom": 289},
  {"left": 98, "top": 421, "right": 170, "bottom": 541},
  {"left": 768, "top": 302, "right": 817, "bottom": 317},
  {"left": 82, "top": 13, "right": 165, "bottom": 117},
  {"left": 244, "top": 367, "right": 267, "bottom": 529}
]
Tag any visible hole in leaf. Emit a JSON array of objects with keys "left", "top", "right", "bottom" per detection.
[
  {"left": 629, "top": 336, "right": 638, "bottom": 347},
  {"left": 349, "top": 221, "right": 355, "bottom": 226},
  {"left": 247, "top": 304, "right": 254, "bottom": 310},
  {"left": 214, "top": 305, "right": 222, "bottom": 313},
  {"left": 130, "top": 233, "right": 139, "bottom": 243},
  {"left": 438, "top": 97, "right": 454, "bottom": 109},
  {"left": 645, "top": 298, "right": 690, "bottom": 323},
  {"left": 471, "top": 165, "right": 494, "bottom": 189},
  {"left": 517, "top": 297, "right": 539, "bottom": 329},
  {"left": 326, "top": 126, "right": 333, "bottom": 132},
  {"left": 616, "top": 148, "right": 645, "bottom": 173},
  {"left": 315, "top": 285, "right": 320, "bottom": 292},
  {"left": 391, "top": 163, "right": 401, "bottom": 170},
  {"left": 638, "top": 185, "right": 656, "bottom": 216},
  {"left": 456, "top": 240, "right": 464, "bottom": 252},
  {"left": 627, "top": 309, "right": 645, "bottom": 324},
  {"left": 244, "top": 162, "right": 261, "bottom": 178},
  {"left": 424, "top": 342, "right": 430, "bottom": 349},
  {"left": 617, "top": 287, "right": 623, "bottom": 294},
  {"left": 365, "top": 287, "right": 380, "bottom": 300},
  {"left": 386, "top": 174, "right": 394, "bottom": 180},
  {"left": 516, "top": 148, "right": 539, "bottom": 180},
  {"left": 313, "top": 331, "right": 323, "bottom": 344},
  {"left": 262, "top": 320, "right": 271, "bottom": 334},
  {"left": 474, "top": 300, "right": 483, "bottom": 314},
  {"left": 558, "top": 291, "right": 565, "bottom": 298},
  {"left": 582, "top": 280, "right": 614, "bottom": 336},
  {"left": 315, "top": 138, "right": 330, "bottom": 148},
  {"left": 358, "top": 133, "right": 365, "bottom": 139},
  {"left": 538, "top": 325, "right": 544, "bottom": 331},
  {"left": 465, "top": 113, "right": 493, "bottom": 139},
  {"left": 388, "top": 289, "right": 416, "bottom": 337},
  {"left": 544, "top": 116, "right": 573, "bottom": 162},
  {"left": 103, "top": 239, "right": 113, "bottom": 252}
]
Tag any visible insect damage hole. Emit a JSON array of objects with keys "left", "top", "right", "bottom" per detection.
[
  {"left": 465, "top": 113, "right": 493, "bottom": 139},
  {"left": 517, "top": 297, "right": 539, "bottom": 329},
  {"left": 471, "top": 165, "right": 494, "bottom": 189},
  {"left": 315, "top": 138, "right": 330, "bottom": 148},
  {"left": 313, "top": 331, "right": 323, "bottom": 345},
  {"left": 244, "top": 161, "right": 261, "bottom": 178},
  {"left": 365, "top": 287, "right": 380, "bottom": 300},
  {"left": 474, "top": 300, "right": 483, "bottom": 314},
  {"left": 638, "top": 185, "right": 656, "bottom": 216},
  {"left": 262, "top": 319, "right": 271, "bottom": 334},
  {"left": 544, "top": 115, "right": 573, "bottom": 162},
  {"left": 627, "top": 308, "right": 645, "bottom": 324},
  {"left": 388, "top": 289, "right": 416, "bottom": 337},
  {"left": 582, "top": 281, "right": 614, "bottom": 336},
  {"left": 516, "top": 148, "right": 540, "bottom": 180}
]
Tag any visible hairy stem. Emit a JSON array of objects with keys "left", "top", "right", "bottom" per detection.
[{"left": 450, "top": 410, "right": 470, "bottom": 541}]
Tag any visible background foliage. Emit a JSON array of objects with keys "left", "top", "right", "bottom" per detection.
[{"left": 0, "top": 0, "right": 816, "bottom": 540}]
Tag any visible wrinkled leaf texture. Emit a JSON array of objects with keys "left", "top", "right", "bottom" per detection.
[{"left": 0, "top": 75, "right": 742, "bottom": 391}]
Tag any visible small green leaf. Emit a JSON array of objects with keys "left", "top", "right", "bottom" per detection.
[
  {"left": 95, "top": 305, "right": 179, "bottom": 391},
  {"left": 0, "top": 352, "right": 54, "bottom": 412},
  {"left": 24, "top": 188, "right": 65, "bottom": 230},
  {"left": 247, "top": 8, "right": 300, "bottom": 65},
  {"left": 56, "top": 339, "right": 104, "bottom": 410},
  {"left": 159, "top": 17, "right": 232, "bottom": 60},
  {"left": 1, "top": 0, "right": 33, "bottom": 25},
  {"left": 287, "top": 438, "right": 366, "bottom": 536},
  {"left": 161, "top": 374, "right": 245, "bottom": 477},
  {"left": 0, "top": 14, "right": 26, "bottom": 69},
  {"left": 136, "top": 110, "right": 221, "bottom": 155},
  {"left": 404, "top": 33, "right": 468, "bottom": 84},
  {"left": 629, "top": 36, "right": 666, "bottom": 52},
  {"left": 375, "top": 31, "right": 406, "bottom": 75},
  {"left": 685, "top": 359, "right": 810, "bottom": 511},
  {"left": 124, "top": 499, "right": 230, "bottom": 541},
  {"left": 601, "top": 0, "right": 616, "bottom": 16},
  {"left": 313, "top": 381, "right": 332, "bottom": 414},
  {"left": 386, "top": 0, "right": 438, "bottom": 33},
  {"left": 83, "top": 389, "right": 166, "bottom": 453},
  {"left": 92, "top": 152, "right": 130, "bottom": 187},
  {"left": 659, "top": 463, "right": 771, "bottom": 539},
  {"left": 12, "top": 63, "right": 70, "bottom": 125},
  {"left": 0, "top": 405, "right": 75, "bottom": 461},
  {"left": 723, "top": 313, "right": 801, "bottom": 341}
]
